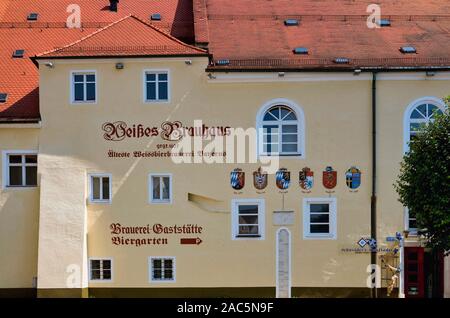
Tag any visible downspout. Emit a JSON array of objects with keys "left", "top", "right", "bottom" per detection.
[{"left": 371, "top": 72, "right": 378, "bottom": 298}]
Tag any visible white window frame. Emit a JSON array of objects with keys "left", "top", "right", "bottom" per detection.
[
  {"left": 148, "top": 256, "right": 176, "bottom": 283},
  {"left": 256, "top": 98, "right": 305, "bottom": 159},
  {"left": 88, "top": 173, "right": 112, "bottom": 204},
  {"left": 403, "top": 96, "right": 446, "bottom": 153},
  {"left": 143, "top": 69, "right": 170, "bottom": 103},
  {"left": 303, "top": 197, "right": 337, "bottom": 240},
  {"left": 70, "top": 70, "right": 97, "bottom": 104},
  {"left": 404, "top": 207, "right": 418, "bottom": 236},
  {"left": 148, "top": 173, "right": 173, "bottom": 204},
  {"left": 2, "top": 150, "right": 38, "bottom": 189},
  {"left": 231, "top": 198, "right": 265, "bottom": 240},
  {"left": 89, "top": 257, "right": 113, "bottom": 282}
]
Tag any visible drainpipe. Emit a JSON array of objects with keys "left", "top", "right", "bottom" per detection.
[{"left": 371, "top": 72, "right": 378, "bottom": 298}]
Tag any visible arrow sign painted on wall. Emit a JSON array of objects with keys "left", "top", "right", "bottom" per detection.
[{"left": 180, "top": 237, "right": 203, "bottom": 245}]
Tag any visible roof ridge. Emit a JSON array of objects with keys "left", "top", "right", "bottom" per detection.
[
  {"left": 35, "top": 15, "right": 133, "bottom": 57},
  {"left": 35, "top": 14, "right": 206, "bottom": 58}
]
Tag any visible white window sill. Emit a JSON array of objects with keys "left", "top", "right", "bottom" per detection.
[
  {"left": 149, "top": 200, "right": 172, "bottom": 205},
  {"left": 71, "top": 100, "right": 97, "bottom": 105},
  {"left": 3, "top": 185, "right": 38, "bottom": 190},
  {"left": 303, "top": 234, "right": 337, "bottom": 240},
  {"left": 144, "top": 100, "right": 170, "bottom": 104},
  {"left": 89, "top": 200, "right": 112, "bottom": 205}
]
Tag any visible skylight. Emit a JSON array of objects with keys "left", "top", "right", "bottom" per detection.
[
  {"left": 284, "top": 19, "right": 299, "bottom": 26},
  {"left": 216, "top": 59, "right": 230, "bottom": 66},
  {"left": 334, "top": 57, "right": 350, "bottom": 64},
  {"left": 27, "top": 13, "right": 38, "bottom": 21},
  {"left": 400, "top": 46, "right": 417, "bottom": 54},
  {"left": 12, "top": 49, "right": 25, "bottom": 58},
  {"left": 378, "top": 19, "right": 391, "bottom": 27},
  {"left": 151, "top": 13, "right": 162, "bottom": 21},
  {"left": 293, "top": 47, "right": 308, "bottom": 55},
  {"left": 0, "top": 93, "right": 7, "bottom": 103}
]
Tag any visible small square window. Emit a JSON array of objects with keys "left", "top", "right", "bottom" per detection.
[
  {"left": 144, "top": 71, "right": 169, "bottom": 102},
  {"left": 3, "top": 152, "right": 38, "bottom": 188},
  {"left": 149, "top": 257, "right": 175, "bottom": 282},
  {"left": 232, "top": 199, "right": 265, "bottom": 240},
  {"left": 303, "top": 198, "right": 337, "bottom": 239},
  {"left": 72, "top": 72, "right": 96, "bottom": 103},
  {"left": 149, "top": 174, "right": 172, "bottom": 204},
  {"left": 89, "top": 258, "right": 112, "bottom": 281},
  {"left": 89, "top": 174, "right": 111, "bottom": 203},
  {"left": 0, "top": 93, "right": 7, "bottom": 103}
]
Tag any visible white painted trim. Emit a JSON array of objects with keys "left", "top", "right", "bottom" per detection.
[
  {"left": 70, "top": 70, "right": 98, "bottom": 104},
  {"left": 148, "top": 256, "right": 176, "bottom": 283},
  {"left": 88, "top": 173, "right": 112, "bottom": 204},
  {"left": 302, "top": 197, "right": 337, "bottom": 240},
  {"left": 142, "top": 69, "right": 171, "bottom": 104},
  {"left": 276, "top": 227, "right": 291, "bottom": 298},
  {"left": 1, "top": 150, "right": 38, "bottom": 190},
  {"left": 256, "top": 98, "right": 306, "bottom": 159},
  {"left": 231, "top": 198, "right": 265, "bottom": 240},
  {"left": 88, "top": 257, "right": 113, "bottom": 282},
  {"left": 207, "top": 71, "right": 450, "bottom": 83},
  {"left": 148, "top": 173, "right": 173, "bottom": 204},
  {"left": 403, "top": 96, "right": 446, "bottom": 153}
]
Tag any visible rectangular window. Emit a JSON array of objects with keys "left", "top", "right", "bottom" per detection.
[
  {"left": 89, "top": 258, "right": 112, "bottom": 281},
  {"left": 149, "top": 257, "right": 175, "bottom": 282},
  {"left": 72, "top": 72, "right": 96, "bottom": 103},
  {"left": 303, "top": 198, "right": 337, "bottom": 239},
  {"left": 3, "top": 152, "right": 37, "bottom": 188},
  {"left": 89, "top": 174, "right": 111, "bottom": 203},
  {"left": 144, "top": 71, "right": 169, "bottom": 102},
  {"left": 231, "top": 199, "right": 265, "bottom": 240},
  {"left": 149, "top": 174, "right": 172, "bottom": 204}
]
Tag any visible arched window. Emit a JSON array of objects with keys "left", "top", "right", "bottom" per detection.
[
  {"left": 403, "top": 97, "right": 446, "bottom": 233},
  {"left": 257, "top": 99, "right": 305, "bottom": 157},
  {"left": 404, "top": 97, "right": 445, "bottom": 153}
]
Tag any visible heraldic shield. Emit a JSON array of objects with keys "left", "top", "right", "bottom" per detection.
[
  {"left": 276, "top": 168, "right": 290, "bottom": 190},
  {"left": 253, "top": 167, "right": 268, "bottom": 190},
  {"left": 230, "top": 168, "right": 245, "bottom": 190},
  {"left": 323, "top": 166, "right": 337, "bottom": 189},
  {"left": 346, "top": 166, "right": 361, "bottom": 189},
  {"left": 299, "top": 167, "right": 314, "bottom": 190}
]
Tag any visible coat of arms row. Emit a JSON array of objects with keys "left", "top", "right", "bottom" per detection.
[{"left": 230, "top": 166, "right": 361, "bottom": 191}]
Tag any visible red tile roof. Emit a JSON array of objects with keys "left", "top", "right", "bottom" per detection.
[
  {"left": 203, "top": 0, "right": 450, "bottom": 70},
  {"left": 35, "top": 15, "right": 207, "bottom": 58},
  {"left": 0, "top": 0, "right": 197, "bottom": 121}
]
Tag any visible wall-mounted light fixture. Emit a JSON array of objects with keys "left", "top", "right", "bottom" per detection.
[
  {"left": 278, "top": 72, "right": 285, "bottom": 77},
  {"left": 115, "top": 62, "right": 124, "bottom": 70},
  {"left": 207, "top": 73, "right": 216, "bottom": 80},
  {"left": 44, "top": 62, "right": 54, "bottom": 68},
  {"left": 185, "top": 60, "right": 192, "bottom": 65}
]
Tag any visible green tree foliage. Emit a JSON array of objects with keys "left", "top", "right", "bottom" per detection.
[{"left": 395, "top": 97, "right": 450, "bottom": 254}]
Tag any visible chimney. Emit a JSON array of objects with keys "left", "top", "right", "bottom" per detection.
[{"left": 109, "top": 0, "right": 119, "bottom": 12}]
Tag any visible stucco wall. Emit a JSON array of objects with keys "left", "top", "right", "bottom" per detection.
[{"left": 0, "top": 128, "right": 40, "bottom": 288}]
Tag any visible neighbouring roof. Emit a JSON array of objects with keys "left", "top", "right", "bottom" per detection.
[
  {"left": 35, "top": 15, "right": 207, "bottom": 58},
  {"left": 200, "top": 0, "right": 450, "bottom": 70}
]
